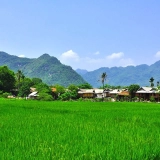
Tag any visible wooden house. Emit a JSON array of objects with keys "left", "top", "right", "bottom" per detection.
[
  {"left": 108, "top": 89, "right": 121, "bottom": 98},
  {"left": 136, "top": 87, "right": 160, "bottom": 101},
  {"left": 118, "top": 89, "right": 130, "bottom": 97},
  {"left": 78, "top": 89, "right": 95, "bottom": 98}
]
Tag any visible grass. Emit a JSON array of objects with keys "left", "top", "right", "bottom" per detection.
[{"left": 0, "top": 99, "right": 160, "bottom": 159}]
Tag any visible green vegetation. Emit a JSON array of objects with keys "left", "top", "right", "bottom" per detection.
[
  {"left": 1, "top": 100, "right": 160, "bottom": 159},
  {"left": 100, "top": 72, "right": 107, "bottom": 90},
  {"left": 149, "top": 77, "right": 154, "bottom": 87},
  {"left": 0, "top": 52, "right": 86, "bottom": 86},
  {"left": 0, "top": 66, "right": 16, "bottom": 92},
  {"left": 79, "top": 62, "right": 160, "bottom": 87},
  {"left": 78, "top": 83, "right": 92, "bottom": 89},
  {"left": 128, "top": 84, "right": 140, "bottom": 98}
]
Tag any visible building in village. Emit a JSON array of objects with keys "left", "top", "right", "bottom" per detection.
[
  {"left": 135, "top": 87, "right": 160, "bottom": 101},
  {"left": 78, "top": 87, "right": 160, "bottom": 102}
]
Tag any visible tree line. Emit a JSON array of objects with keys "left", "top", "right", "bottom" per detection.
[
  {"left": 0, "top": 66, "right": 93, "bottom": 100},
  {"left": 1, "top": 67, "right": 158, "bottom": 101}
]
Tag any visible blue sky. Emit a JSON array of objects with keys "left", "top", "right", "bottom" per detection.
[{"left": 1, "top": 0, "right": 160, "bottom": 71}]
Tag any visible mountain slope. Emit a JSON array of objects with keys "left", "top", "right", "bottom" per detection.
[
  {"left": 0, "top": 51, "right": 32, "bottom": 70},
  {"left": 75, "top": 69, "right": 88, "bottom": 76},
  {"left": 0, "top": 52, "right": 86, "bottom": 86},
  {"left": 78, "top": 63, "right": 160, "bottom": 87}
]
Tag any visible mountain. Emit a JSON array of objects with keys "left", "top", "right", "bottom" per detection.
[
  {"left": 77, "top": 63, "right": 160, "bottom": 87},
  {"left": 2, "top": 51, "right": 160, "bottom": 87},
  {"left": 75, "top": 69, "right": 88, "bottom": 76},
  {"left": 0, "top": 52, "right": 86, "bottom": 86}
]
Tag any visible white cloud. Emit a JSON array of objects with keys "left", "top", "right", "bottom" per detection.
[
  {"left": 60, "top": 50, "right": 79, "bottom": 61},
  {"left": 94, "top": 51, "right": 100, "bottom": 55},
  {"left": 155, "top": 51, "right": 160, "bottom": 58},
  {"left": 59, "top": 50, "right": 134, "bottom": 71},
  {"left": 18, "top": 55, "right": 25, "bottom": 58},
  {"left": 107, "top": 52, "right": 124, "bottom": 59}
]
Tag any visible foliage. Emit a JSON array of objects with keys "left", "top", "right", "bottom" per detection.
[
  {"left": 15, "top": 70, "right": 25, "bottom": 90},
  {"left": 149, "top": 77, "right": 154, "bottom": 87},
  {"left": 78, "top": 83, "right": 92, "bottom": 89},
  {"left": 67, "top": 84, "right": 78, "bottom": 92},
  {"left": 18, "top": 78, "right": 33, "bottom": 97},
  {"left": 150, "top": 96, "right": 155, "bottom": 102},
  {"left": 0, "top": 66, "right": 16, "bottom": 92},
  {"left": 32, "top": 78, "right": 43, "bottom": 85},
  {"left": 35, "top": 83, "right": 52, "bottom": 94},
  {"left": 35, "top": 82, "right": 53, "bottom": 101},
  {"left": 59, "top": 90, "right": 78, "bottom": 101},
  {"left": 100, "top": 72, "right": 107, "bottom": 89},
  {"left": 128, "top": 84, "right": 140, "bottom": 98},
  {"left": 0, "top": 92, "right": 10, "bottom": 98},
  {"left": 53, "top": 84, "right": 65, "bottom": 97},
  {"left": 37, "top": 92, "right": 53, "bottom": 101}
]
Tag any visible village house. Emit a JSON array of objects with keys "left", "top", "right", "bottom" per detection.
[
  {"left": 135, "top": 87, "right": 160, "bottom": 101},
  {"left": 28, "top": 91, "right": 39, "bottom": 99},
  {"left": 118, "top": 89, "right": 130, "bottom": 100},
  {"left": 78, "top": 89, "right": 95, "bottom": 98},
  {"left": 108, "top": 89, "right": 121, "bottom": 99}
]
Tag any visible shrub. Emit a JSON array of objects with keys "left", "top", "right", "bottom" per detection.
[
  {"left": 150, "top": 96, "right": 155, "bottom": 102},
  {"left": 37, "top": 93, "right": 53, "bottom": 101},
  {"left": 78, "top": 97, "right": 83, "bottom": 101},
  {"left": 140, "top": 98, "right": 144, "bottom": 102},
  {"left": 2, "top": 92, "right": 10, "bottom": 98}
]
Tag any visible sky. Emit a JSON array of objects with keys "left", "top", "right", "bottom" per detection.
[{"left": 0, "top": 0, "right": 160, "bottom": 71}]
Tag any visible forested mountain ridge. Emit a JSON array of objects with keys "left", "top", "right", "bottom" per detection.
[
  {"left": 0, "top": 51, "right": 32, "bottom": 69},
  {"left": 76, "top": 62, "right": 160, "bottom": 87},
  {"left": 0, "top": 52, "right": 86, "bottom": 86}
]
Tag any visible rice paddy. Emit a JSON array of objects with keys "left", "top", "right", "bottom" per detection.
[{"left": 0, "top": 99, "right": 160, "bottom": 159}]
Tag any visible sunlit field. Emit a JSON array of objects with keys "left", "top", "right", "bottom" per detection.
[{"left": 0, "top": 99, "right": 160, "bottom": 160}]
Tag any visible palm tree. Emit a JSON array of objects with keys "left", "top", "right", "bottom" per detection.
[
  {"left": 149, "top": 77, "right": 154, "bottom": 87},
  {"left": 101, "top": 72, "right": 107, "bottom": 90},
  {"left": 16, "top": 70, "right": 25, "bottom": 90}
]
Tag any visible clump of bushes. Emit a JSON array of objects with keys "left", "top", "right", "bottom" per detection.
[
  {"left": 0, "top": 91, "right": 11, "bottom": 98},
  {"left": 37, "top": 93, "right": 53, "bottom": 101},
  {"left": 150, "top": 96, "right": 155, "bottom": 102}
]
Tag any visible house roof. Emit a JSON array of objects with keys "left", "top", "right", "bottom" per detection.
[
  {"left": 78, "top": 89, "right": 94, "bottom": 94},
  {"left": 136, "top": 87, "right": 158, "bottom": 93},
  {"left": 94, "top": 89, "right": 104, "bottom": 94},
  {"left": 51, "top": 88, "right": 57, "bottom": 92},
  {"left": 109, "top": 89, "right": 121, "bottom": 94},
  {"left": 104, "top": 88, "right": 113, "bottom": 92},
  {"left": 118, "top": 91, "right": 129, "bottom": 96},
  {"left": 30, "top": 87, "right": 36, "bottom": 92},
  {"left": 28, "top": 91, "right": 38, "bottom": 97}
]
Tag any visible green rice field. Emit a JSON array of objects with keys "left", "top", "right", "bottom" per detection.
[{"left": 0, "top": 99, "right": 160, "bottom": 160}]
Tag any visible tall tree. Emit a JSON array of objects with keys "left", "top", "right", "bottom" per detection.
[
  {"left": 16, "top": 70, "right": 25, "bottom": 90},
  {"left": 128, "top": 84, "right": 140, "bottom": 98},
  {"left": 149, "top": 77, "right": 154, "bottom": 87},
  {"left": 78, "top": 83, "right": 92, "bottom": 89},
  {"left": 0, "top": 66, "right": 16, "bottom": 92},
  {"left": 18, "top": 78, "right": 33, "bottom": 97},
  {"left": 101, "top": 72, "right": 107, "bottom": 90}
]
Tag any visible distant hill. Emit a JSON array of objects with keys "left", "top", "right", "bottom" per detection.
[
  {"left": 76, "top": 63, "right": 160, "bottom": 87},
  {"left": 75, "top": 69, "right": 88, "bottom": 76},
  {"left": 0, "top": 51, "right": 86, "bottom": 86}
]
